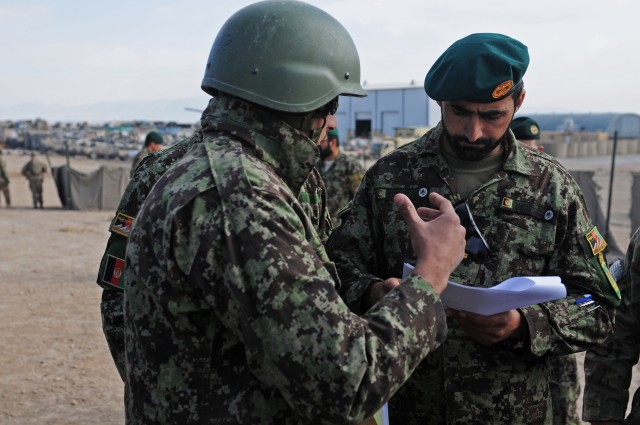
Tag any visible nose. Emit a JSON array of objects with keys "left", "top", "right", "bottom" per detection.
[{"left": 465, "top": 115, "right": 484, "bottom": 142}]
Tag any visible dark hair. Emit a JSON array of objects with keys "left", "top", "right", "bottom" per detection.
[{"left": 511, "top": 80, "right": 524, "bottom": 106}]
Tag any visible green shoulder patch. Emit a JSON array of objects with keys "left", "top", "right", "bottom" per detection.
[
  {"left": 584, "top": 226, "right": 607, "bottom": 255},
  {"left": 598, "top": 252, "right": 621, "bottom": 300}
]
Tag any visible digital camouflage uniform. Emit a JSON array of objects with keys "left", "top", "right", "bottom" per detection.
[
  {"left": 326, "top": 123, "right": 621, "bottom": 424},
  {"left": 549, "top": 354, "right": 581, "bottom": 425},
  {"left": 583, "top": 227, "right": 640, "bottom": 424},
  {"left": 129, "top": 148, "right": 150, "bottom": 178},
  {"left": 96, "top": 128, "right": 199, "bottom": 380},
  {"left": 21, "top": 156, "right": 47, "bottom": 208},
  {"left": 0, "top": 151, "right": 10, "bottom": 206},
  {"left": 123, "top": 95, "right": 449, "bottom": 424},
  {"left": 318, "top": 152, "right": 364, "bottom": 225}
]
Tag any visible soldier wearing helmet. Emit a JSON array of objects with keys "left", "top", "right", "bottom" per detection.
[{"left": 121, "top": 1, "right": 465, "bottom": 424}]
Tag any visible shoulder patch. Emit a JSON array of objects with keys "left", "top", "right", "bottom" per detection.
[
  {"left": 111, "top": 212, "right": 134, "bottom": 237},
  {"left": 598, "top": 252, "right": 621, "bottom": 299},
  {"left": 101, "top": 255, "right": 125, "bottom": 289},
  {"left": 585, "top": 226, "right": 607, "bottom": 255}
]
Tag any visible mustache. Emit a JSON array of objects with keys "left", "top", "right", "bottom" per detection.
[{"left": 449, "top": 136, "right": 495, "bottom": 147}]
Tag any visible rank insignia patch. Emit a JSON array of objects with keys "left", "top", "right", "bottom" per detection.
[
  {"left": 585, "top": 226, "right": 607, "bottom": 255},
  {"left": 111, "top": 212, "right": 134, "bottom": 237},
  {"left": 102, "top": 255, "right": 125, "bottom": 288}
]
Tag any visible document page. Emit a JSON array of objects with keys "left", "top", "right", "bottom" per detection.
[{"left": 402, "top": 263, "right": 566, "bottom": 315}]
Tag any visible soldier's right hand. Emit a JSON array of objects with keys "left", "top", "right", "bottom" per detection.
[{"left": 394, "top": 192, "right": 465, "bottom": 295}]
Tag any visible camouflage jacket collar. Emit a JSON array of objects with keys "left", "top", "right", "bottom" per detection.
[
  {"left": 421, "top": 122, "right": 539, "bottom": 177},
  {"left": 199, "top": 95, "right": 320, "bottom": 194}
]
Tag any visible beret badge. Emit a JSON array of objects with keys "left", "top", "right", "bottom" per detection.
[{"left": 492, "top": 80, "right": 514, "bottom": 99}]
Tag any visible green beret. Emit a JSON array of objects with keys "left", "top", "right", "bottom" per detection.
[
  {"left": 327, "top": 129, "right": 339, "bottom": 141},
  {"left": 144, "top": 131, "right": 164, "bottom": 146},
  {"left": 510, "top": 116, "right": 540, "bottom": 140},
  {"left": 424, "top": 33, "right": 529, "bottom": 102}
]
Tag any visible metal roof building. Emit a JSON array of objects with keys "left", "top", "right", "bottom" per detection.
[
  {"left": 334, "top": 83, "right": 437, "bottom": 143},
  {"left": 524, "top": 113, "right": 640, "bottom": 138}
]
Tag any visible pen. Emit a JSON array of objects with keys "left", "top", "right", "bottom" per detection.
[{"left": 575, "top": 294, "right": 592, "bottom": 304}]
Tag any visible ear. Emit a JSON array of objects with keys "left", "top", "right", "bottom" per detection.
[{"left": 514, "top": 89, "right": 526, "bottom": 112}]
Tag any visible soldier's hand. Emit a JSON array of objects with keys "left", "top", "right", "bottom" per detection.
[
  {"left": 363, "top": 278, "right": 401, "bottom": 310},
  {"left": 448, "top": 308, "right": 524, "bottom": 346},
  {"left": 394, "top": 192, "right": 465, "bottom": 295}
]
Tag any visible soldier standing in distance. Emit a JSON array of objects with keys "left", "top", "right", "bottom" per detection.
[
  {"left": 326, "top": 33, "right": 620, "bottom": 424},
  {"left": 0, "top": 148, "right": 11, "bottom": 207},
  {"left": 317, "top": 128, "right": 364, "bottom": 227},
  {"left": 21, "top": 152, "right": 47, "bottom": 209},
  {"left": 123, "top": 1, "right": 466, "bottom": 424},
  {"left": 130, "top": 130, "right": 163, "bottom": 178}
]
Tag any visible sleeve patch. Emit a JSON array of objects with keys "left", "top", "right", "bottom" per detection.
[
  {"left": 110, "top": 212, "right": 135, "bottom": 237},
  {"left": 585, "top": 226, "right": 607, "bottom": 255},
  {"left": 598, "top": 252, "right": 621, "bottom": 299},
  {"left": 101, "top": 255, "right": 125, "bottom": 289}
]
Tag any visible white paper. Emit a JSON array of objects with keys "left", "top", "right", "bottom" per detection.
[{"left": 402, "top": 263, "right": 567, "bottom": 315}]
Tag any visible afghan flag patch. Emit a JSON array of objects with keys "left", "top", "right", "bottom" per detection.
[
  {"left": 111, "top": 212, "right": 134, "bottom": 237},
  {"left": 102, "top": 255, "right": 125, "bottom": 288},
  {"left": 376, "top": 189, "right": 387, "bottom": 199},
  {"left": 501, "top": 197, "right": 514, "bottom": 208},
  {"left": 585, "top": 226, "right": 607, "bottom": 255}
]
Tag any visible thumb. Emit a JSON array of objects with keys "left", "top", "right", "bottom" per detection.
[{"left": 393, "top": 193, "right": 420, "bottom": 227}]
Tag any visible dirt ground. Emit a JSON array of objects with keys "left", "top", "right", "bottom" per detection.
[{"left": 0, "top": 150, "right": 638, "bottom": 424}]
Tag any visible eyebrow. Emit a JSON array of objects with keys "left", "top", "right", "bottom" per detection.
[{"left": 450, "top": 103, "right": 509, "bottom": 118}]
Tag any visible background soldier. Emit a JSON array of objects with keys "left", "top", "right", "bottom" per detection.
[
  {"left": 21, "top": 152, "right": 47, "bottom": 209},
  {"left": 0, "top": 148, "right": 10, "bottom": 207},
  {"left": 317, "top": 128, "right": 364, "bottom": 226},
  {"left": 130, "top": 130, "right": 163, "bottom": 177},
  {"left": 510, "top": 116, "right": 544, "bottom": 151},
  {"left": 583, "top": 228, "right": 640, "bottom": 425}
]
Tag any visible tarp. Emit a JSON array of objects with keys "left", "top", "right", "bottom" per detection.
[
  {"left": 53, "top": 165, "right": 129, "bottom": 211},
  {"left": 570, "top": 170, "right": 623, "bottom": 258}
]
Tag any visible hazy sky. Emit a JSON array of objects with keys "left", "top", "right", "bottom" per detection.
[{"left": 2, "top": 0, "right": 640, "bottom": 120}]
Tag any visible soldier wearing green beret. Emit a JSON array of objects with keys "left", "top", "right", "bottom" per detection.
[
  {"left": 511, "top": 116, "right": 544, "bottom": 152},
  {"left": 317, "top": 127, "right": 364, "bottom": 227},
  {"left": 129, "top": 130, "right": 163, "bottom": 178},
  {"left": 120, "top": 2, "right": 467, "bottom": 424},
  {"left": 327, "top": 32, "right": 620, "bottom": 424}
]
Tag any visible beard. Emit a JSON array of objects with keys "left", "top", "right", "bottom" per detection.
[
  {"left": 319, "top": 144, "right": 333, "bottom": 159},
  {"left": 442, "top": 122, "right": 508, "bottom": 161}
]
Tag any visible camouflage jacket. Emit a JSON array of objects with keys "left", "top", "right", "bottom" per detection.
[
  {"left": 130, "top": 148, "right": 150, "bottom": 178},
  {"left": 97, "top": 135, "right": 196, "bottom": 290},
  {"left": 326, "top": 123, "right": 620, "bottom": 424},
  {"left": 318, "top": 151, "right": 364, "bottom": 224},
  {"left": 20, "top": 159, "right": 47, "bottom": 182},
  {"left": 123, "top": 96, "right": 448, "bottom": 424},
  {"left": 583, "top": 228, "right": 640, "bottom": 423}
]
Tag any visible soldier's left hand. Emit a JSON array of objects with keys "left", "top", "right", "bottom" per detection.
[{"left": 447, "top": 308, "right": 524, "bottom": 346}]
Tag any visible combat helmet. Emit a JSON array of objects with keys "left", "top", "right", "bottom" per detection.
[{"left": 201, "top": 0, "right": 367, "bottom": 114}]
